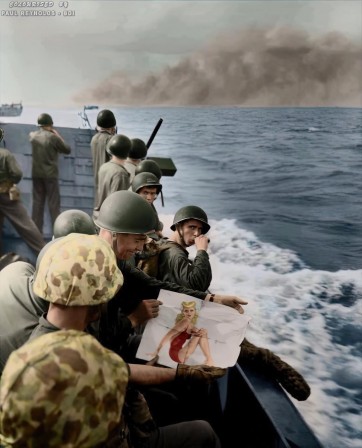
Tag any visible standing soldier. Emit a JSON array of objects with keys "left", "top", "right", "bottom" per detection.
[
  {"left": 0, "top": 128, "right": 45, "bottom": 256},
  {"left": 29, "top": 113, "right": 71, "bottom": 233},
  {"left": 125, "top": 138, "right": 148, "bottom": 183},
  {"left": 91, "top": 109, "right": 117, "bottom": 206},
  {"left": 93, "top": 134, "right": 132, "bottom": 220}
]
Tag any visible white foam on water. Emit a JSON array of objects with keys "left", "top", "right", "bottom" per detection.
[{"left": 160, "top": 214, "right": 362, "bottom": 448}]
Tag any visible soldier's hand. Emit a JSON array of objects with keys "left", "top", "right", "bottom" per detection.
[
  {"left": 128, "top": 299, "right": 163, "bottom": 327},
  {"left": 176, "top": 364, "right": 227, "bottom": 384},
  {"left": 213, "top": 295, "right": 248, "bottom": 314},
  {"left": 194, "top": 234, "right": 209, "bottom": 251}
]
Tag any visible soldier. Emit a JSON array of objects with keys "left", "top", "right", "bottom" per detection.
[
  {"left": 0, "top": 127, "right": 45, "bottom": 256},
  {"left": 0, "top": 330, "right": 129, "bottom": 448},
  {"left": 125, "top": 138, "right": 148, "bottom": 182},
  {"left": 153, "top": 205, "right": 311, "bottom": 401},
  {"left": 157, "top": 205, "right": 212, "bottom": 290},
  {"left": 0, "top": 210, "right": 97, "bottom": 372},
  {"left": 93, "top": 190, "right": 247, "bottom": 358},
  {"left": 93, "top": 134, "right": 132, "bottom": 220},
  {"left": 26, "top": 232, "right": 224, "bottom": 448},
  {"left": 91, "top": 109, "right": 117, "bottom": 206},
  {"left": 29, "top": 113, "right": 71, "bottom": 233},
  {"left": 131, "top": 171, "right": 164, "bottom": 239}
]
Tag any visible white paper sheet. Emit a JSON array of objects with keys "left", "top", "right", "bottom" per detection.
[{"left": 136, "top": 289, "right": 251, "bottom": 368}]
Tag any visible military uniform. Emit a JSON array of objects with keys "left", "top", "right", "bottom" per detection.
[
  {"left": 154, "top": 226, "right": 311, "bottom": 402},
  {"left": 29, "top": 127, "right": 71, "bottom": 232},
  {"left": 0, "top": 261, "right": 48, "bottom": 373},
  {"left": 125, "top": 159, "right": 138, "bottom": 183},
  {"left": 91, "top": 131, "right": 113, "bottom": 206},
  {"left": 93, "top": 161, "right": 130, "bottom": 219},
  {"left": 157, "top": 240, "right": 212, "bottom": 291},
  {"left": 0, "top": 147, "right": 45, "bottom": 254}
]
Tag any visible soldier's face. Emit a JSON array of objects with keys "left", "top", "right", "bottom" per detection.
[
  {"left": 138, "top": 187, "right": 158, "bottom": 204},
  {"left": 180, "top": 220, "right": 203, "bottom": 246},
  {"left": 115, "top": 233, "right": 147, "bottom": 259}
]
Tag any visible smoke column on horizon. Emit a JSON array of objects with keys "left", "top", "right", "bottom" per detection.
[{"left": 74, "top": 27, "right": 362, "bottom": 107}]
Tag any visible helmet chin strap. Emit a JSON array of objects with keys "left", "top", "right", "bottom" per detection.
[
  {"left": 111, "top": 232, "right": 120, "bottom": 258},
  {"left": 176, "top": 224, "right": 189, "bottom": 248}
]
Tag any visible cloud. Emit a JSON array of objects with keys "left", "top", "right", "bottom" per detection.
[{"left": 74, "top": 27, "right": 362, "bottom": 107}]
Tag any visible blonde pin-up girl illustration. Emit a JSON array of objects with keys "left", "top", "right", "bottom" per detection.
[{"left": 150, "top": 301, "right": 214, "bottom": 366}]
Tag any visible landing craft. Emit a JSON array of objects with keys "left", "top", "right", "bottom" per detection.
[
  {"left": 0, "top": 107, "right": 323, "bottom": 448},
  {"left": 0, "top": 102, "right": 23, "bottom": 117}
]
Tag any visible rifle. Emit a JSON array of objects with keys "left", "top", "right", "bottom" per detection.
[{"left": 146, "top": 118, "right": 163, "bottom": 149}]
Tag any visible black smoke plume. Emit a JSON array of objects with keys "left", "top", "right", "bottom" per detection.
[{"left": 74, "top": 27, "right": 361, "bottom": 106}]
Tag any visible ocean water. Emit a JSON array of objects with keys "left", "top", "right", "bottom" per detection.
[{"left": 3, "top": 106, "right": 362, "bottom": 447}]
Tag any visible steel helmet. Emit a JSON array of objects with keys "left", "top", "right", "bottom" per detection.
[
  {"left": 96, "top": 109, "right": 116, "bottom": 128},
  {"left": 132, "top": 172, "right": 162, "bottom": 195},
  {"left": 129, "top": 138, "right": 148, "bottom": 160},
  {"left": 0, "top": 128, "right": 4, "bottom": 143},
  {"left": 135, "top": 159, "right": 162, "bottom": 180},
  {"left": 33, "top": 233, "right": 123, "bottom": 306},
  {"left": 171, "top": 205, "right": 210, "bottom": 233},
  {"left": 53, "top": 209, "right": 96, "bottom": 238},
  {"left": 37, "top": 113, "right": 53, "bottom": 126},
  {"left": 94, "top": 190, "right": 156, "bottom": 234},
  {"left": 0, "top": 330, "right": 128, "bottom": 448},
  {"left": 106, "top": 134, "right": 131, "bottom": 159}
]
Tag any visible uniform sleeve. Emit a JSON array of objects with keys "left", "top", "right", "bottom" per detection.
[
  {"left": 51, "top": 134, "right": 71, "bottom": 155},
  {"left": 109, "top": 171, "right": 130, "bottom": 193},
  {"left": 121, "top": 262, "right": 207, "bottom": 305},
  {"left": 159, "top": 249, "right": 212, "bottom": 291},
  {"left": 6, "top": 152, "right": 23, "bottom": 184}
]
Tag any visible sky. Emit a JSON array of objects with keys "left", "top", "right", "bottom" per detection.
[{"left": 0, "top": 0, "right": 361, "bottom": 106}]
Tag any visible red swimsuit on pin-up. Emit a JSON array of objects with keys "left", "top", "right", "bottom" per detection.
[{"left": 169, "top": 330, "right": 191, "bottom": 363}]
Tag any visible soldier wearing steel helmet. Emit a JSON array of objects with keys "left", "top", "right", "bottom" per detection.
[
  {"left": 5, "top": 232, "right": 224, "bottom": 448},
  {"left": 91, "top": 109, "right": 117, "bottom": 206},
  {"left": 125, "top": 137, "right": 148, "bottom": 183},
  {"left": 132, "top": 171, "right": 164, "bottom": 239},
  {"left": 29, "top": 113, "right": 71, "bottom": 233},
  {"left": 93, "top": 190, "right": 247, "bottom": 359},
  {"left": 0, "top": 330, "right": 129, "bottom": 448},
  {"left": 0, "top": 127, "right": 45, "bottom": 257},
  {"left": 153, "top": 206, "right": 311, "bottom": 402},
  {"left": 152, "top": 205, "right": 213, "bottom": 291},
  {"left": 93, "top": 134, "right": 132, "bottom": 220},
  {"left": 0, "top": 212, "right": 97, "bottom": 373},
  {"left": 27, "top": 113, "right": 70, "bottom": 233},
  {"left": 29, "top": 233, "right": 123, "bottom": 340}
]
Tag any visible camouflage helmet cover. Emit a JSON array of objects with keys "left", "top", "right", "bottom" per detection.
[
  {"left": 171, "top": 205, "right": 210, "bottom": 233},
  {"left": 37, "top": 113, "right": 53, "bottom": 126},
  {"left": 129, "top": 138, "right": 148, "bottom": 160},
  {"left": 53, "top": 209, "right": 96, "bottom": 239},
  {"left": 132, "top": 172, "right": 162, "bottom": 195},
  {"left": 0, "top": 330, "right": 129, "bottom": 448},
  {"left": 33, "top": 233, "right": 123, "bottom": 306}
]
